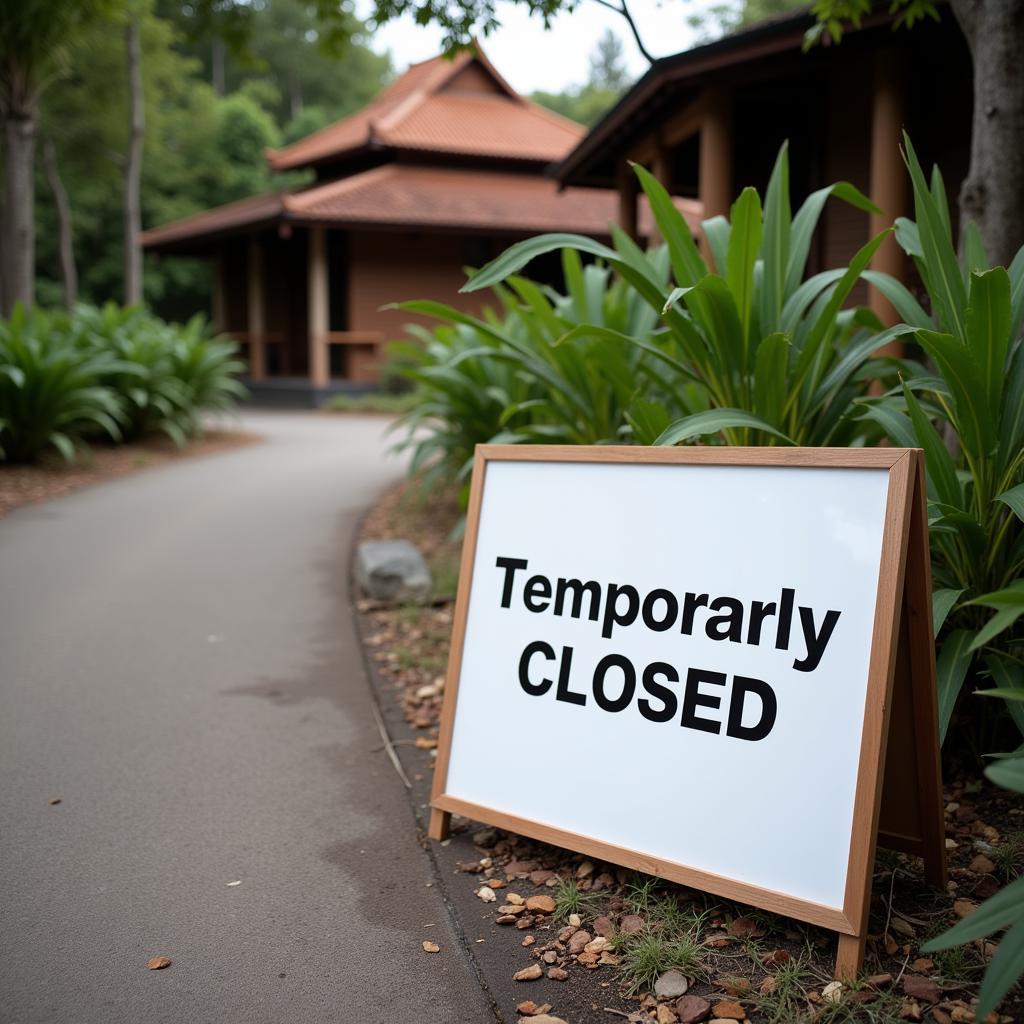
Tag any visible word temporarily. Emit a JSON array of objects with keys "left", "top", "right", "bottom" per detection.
[{"left": 496, "top": 557, "right": 841, "bottom": 673}]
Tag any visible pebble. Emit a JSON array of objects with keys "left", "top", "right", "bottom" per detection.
[
  {"left": 619, "top": 914, "right": 645, "bottom": 935},
  {"left": 675, "top": 995, "right": 712, "bottom": 1023},
  {"left": 547, "top": 967, "right": 568, "bottom": 981},
  {"left": 514, "top": 963, "right": 543, "bottom": 982},
  {"left": 526, "top": 895, "right": 556, "bottom": 915},
  {"left": 567, "top": 913, "right": 582, "bottom": 928},
  {"left": 655, "top": 970, "right": 689, "bottom": 999},
  {"left": 821, "top": 981, "right": 843, "bottom": 1004},
  {"left": 477, "top": 886, "right": 497, "bottom": 903},
  {"left": 593, "top": 915, "right": 615, "bottom": 937},
  {"left": 568, "top": 931, "right": 592, "bottom": 955},
  {"left": 520, "top": 1016, "right": 567, "bottom": 1024},
  {"left": 712, "top": 1002, "right": 745, "bottom": 1020},
  {"left": 657, "top": 1005, "right": 679, "bottom": 1024}
]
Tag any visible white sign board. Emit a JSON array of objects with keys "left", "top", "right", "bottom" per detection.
[{"left": 429, "top": 446, "right": 942, "bottom": 973}]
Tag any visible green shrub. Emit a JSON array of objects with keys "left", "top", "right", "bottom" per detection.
[
  {"left": 390, "top": 248, "right": 689, "bottom": 492},
  {"left": 463, "top": 143, "right": 899, "bottom": 447},
  {"left": 0, "top": 303, "right": 246, "bottom": 462},
  {"left": 858, "top": 135, "right": 1024, "bottom": 749},
  {"left": 0, "top": 304, "right": 124, "bottom": 462}
]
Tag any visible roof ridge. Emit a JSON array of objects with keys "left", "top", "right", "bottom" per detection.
[{"left": 372, "top": 87, "right": 430, "bottom": 135}]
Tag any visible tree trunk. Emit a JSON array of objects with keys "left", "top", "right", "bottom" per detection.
[
  {"left": 211, "top": 36, "right": 225, "bottom": 97},
  {"left": 950, "top": 0, "right": 1024, "bottom": 266},
  {"left": 42, "top": 138, "right": 77, "bottom": 310},
  {"left": 1, "top": 112, "right": 36, "bottom": 314},
  {"left": 123, "top": 16, "right": 144, "bottom": 307}
]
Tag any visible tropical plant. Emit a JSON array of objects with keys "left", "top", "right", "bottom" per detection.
[
  {"left": 0, "top": 304, "right": 124, "bottom": 462},
  {"left": 857, "top": 134, "right": 1024, "bottom": 749},
  {"left": 391, "top": 248, "right": 687, "bottom": 492},
  {"left": 464, "top": 142, "right": 900, "bottom": 448},
  {"left": 0, "top": 302, "right": 247, "bottom": 461}
]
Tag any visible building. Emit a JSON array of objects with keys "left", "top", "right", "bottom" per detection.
[
  {"left": 553, "top": 5, "right": 972, "bottom": 324},
  {"left": 143, "top": 45, "right": 700, "bottom": 401}
]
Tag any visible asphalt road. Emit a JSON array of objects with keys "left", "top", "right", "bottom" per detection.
[{"left": 0, "top": 412, "right": 494, "bottom": 1024}]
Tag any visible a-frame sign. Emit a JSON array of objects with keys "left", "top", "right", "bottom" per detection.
[{"left": 429, "top": 446, "right": 946, "bottom": 978}]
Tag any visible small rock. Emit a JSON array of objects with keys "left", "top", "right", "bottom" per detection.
[
  {"left": 911, "top": 958, "right": 934, "bottom": 974},
  {"left": 516, "top": 1001, "right": 552, "bottom": 1016},
  {"left": 499, "top": 904, "right": 527, "bottom": 915},
  {"left": 953, "top": 899, "right": 977, "bottom": 919},
  {"left": 522, "top": 936, "right": 536, "bottom": 947},
  {"left": 547, "top": 967, "right": 568, "bottom": 981},
  {"left": 655, "top": 970, "right": 690, "bottom": 999},
  {"left": 530, "top": 870, "right": 557, "bottom": 886},
  {"left": 867, "top": 974, "right": 893, "bottom": 988},
  {"left": 728, "top": 916, "right": 763, "bottom": 939},
  {"left": 822, "top": 981, "right": 844, "bottom": 1004},
  {"left": 477, "top": 886, "right": 497, "bottom": 903},
  {"left": 657, "top": 1005, "right": 679, "bottom": 1024},
  {"left": 567, "top": 913, "right": 582, "bottom": 928},
  {"left": 526, "top": 895, "right": 556, "bottom": 915},
  {"left": 496, "top": 915, "right": 518, "bottom": 925},
  {"left": 675, "top": 995, "right": 712, "bottom": 1023},
  {"left": 619, "top": 914, "right": 645, "bottom": 935},
  {"left": 712, "top": 1003, "right": 745, "bottom": 1020},
  {"left": 576, "top": 860, "right": 595, "bottom": 879},
  {"left": 584, "top": 937, "right": 612, "bottom": 955},
  {"left": 969, "top": 854, "right": 995, "bottom": 874},
  {"left": 542, "top": 950, "right": 558, "bottom": 965},
  {"left": 422, "top": 941, "right": 440, "bottom": 953},
  {"left": 522, "top": 1015, "right": 567, "bottom": 1024},
  {"left": 568, "top": 931, "right": 592, "bottom": 955},
  {"left": 763, "top": 949, "right": 791, "bottom": 968},
  {"left": 593, "top": 915, "right": 615, "bottom": 937},
  {"left": 931, "top": 1009, "right": 952, "bottom": 1024},
  {"left": 147, "top": 957, "right": 171, "bottom": 970},
  {"left": 514, "top": 963, "right": 543, "bottom": 982},
  {"left": 355, "top": 540, "right": 431, "bottom": 603},
  {"left": 599, "top": 951, "right": 619, "bottom": 965},
  {"left": 505, "top": 860, "right": 538, "bottom": 878},
  {"left": 516, "top": 916, "right": 535, "bottom": 930},
  {"left": 507, "top": 892, "right": 526, "bottom": 906},
  {"left": 577, "top": 951, "right": 599, "bottom": 966}
]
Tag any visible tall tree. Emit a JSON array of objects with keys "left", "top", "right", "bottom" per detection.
[
  {"left": 41, "top": 137, "right": 77, "bottom": 309},
  {"left": 123, "top": 13, "right": 145, "bottom": 306},
  {"left": 0, "top": 0, "right": 116, "bottom": 313}
]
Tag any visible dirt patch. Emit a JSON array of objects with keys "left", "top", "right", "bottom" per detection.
[
  {"left": 0, "top": 430, "right": 260, "bottom": 518},
  {"left": 357, "top": 476, "right": 1024, "bottom": 1024}
]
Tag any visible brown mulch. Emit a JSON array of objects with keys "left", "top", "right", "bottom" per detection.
[
  {"left": 0, "top": 430, "right": 259, "bottom": 518},
  {"left": 358, "top": 474, "right": 1024, "bottom": 1024}
]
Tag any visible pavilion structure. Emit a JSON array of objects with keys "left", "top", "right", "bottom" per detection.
[{"left": 143, "top": 45, "right": 700, "bottom": 400}]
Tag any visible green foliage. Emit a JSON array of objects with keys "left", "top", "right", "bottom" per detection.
[
  {"left": 465, "top": 143, "right": 897, "bottom": 447},
  {"left": 858, "top": 135, "right": 1024, "bottom": 748},
  {"left": 532, "top": 29, "right": 629, "bottom": 127},
  {"left": 391, "top": 248, "right": 688, "bottom": 492},
  {"left": 552, "top": 878, "right": 601, "bottom": 921},
  {"left": 0, "top": 303, "right": 245, "bottom": 462},
  {"left": 0, "top": 305, "right": 125, "bottom": 463},
  {"left": 923, "top": 757, "right": 1024, "bottom": 1018},
  {"left": 616, "top": 929, "right": 707, "bottom": 994}
]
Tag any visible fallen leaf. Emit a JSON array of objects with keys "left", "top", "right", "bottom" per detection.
[
  {"left": 147, "top": 957, "right": 171, "bottom": 970},
  {"left": 902, "top": 976, "right": 941, "bottom": 1004},
  {"left": 422, "top": 941, "right": 440, "bottom": 953}
]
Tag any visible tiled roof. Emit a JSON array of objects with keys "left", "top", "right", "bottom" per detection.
[
  {"left": 266, "top": 46, "right": 585, "bottom": 171},
  {"left": 142, "top": 164, "right": 703, "bottom": 248}
]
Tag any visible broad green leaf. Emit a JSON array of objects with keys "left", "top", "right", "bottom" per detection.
[
  {"left": 932, "top": 588, "right": 964, "bottom": 635},
  {"left": 463, "top": 234, "right": 618, "bottom": 292},
  {"left": 625, "top": 399, "right": 671, "bottom": 446},
  {"left": 759, "top": 141, "right": 791, "bottom": 331},
  {"left": 976, "top": 918, "right": 1024, "bottom": 1019},
  {"left": 902, "top": 381, "right": 962, "bottom": 508},
  {"left": 962, "top": 221, "right": 989, "bottom": 277},
  {"left": 903, "top": 134, "right": 968, "bottom": 341},
  {"left": 986, "top": 757, "right": 1024, "bottom": 794},
  {"left": 893, "top": 216, "right": 923, "bottom": 258},
  {"left": 656, "top": 408, "right": 793, "bottom": 446},
  {"left": 753, "top": 332, "right": 789, "bottom": 427},
  {"left": 935, "top": 629, "right": 974, "bottom": 744},
  {"left": 681, "top": 276, "right": 745, "bottom": 383},
  {"left": 701, "top": 215, "right": 731, "bottom": 276},
  {"left": 861, "top": 270, "right": 934, "bottom": 329},
  {"left": 1000, "top": 342, "right": 1024, "bottom": 467},
  {"left": 983, "top": 656, "right": 1024, "bottom": 737},
  {"left": 786, "top": 180, "right": 880, "bottom": 296},
  {"left": 923, "top": 874, "right": 1024, "bottom": 948},
  {"left": 632, "top": 163, "right": 706, "bottom": 287},
  {"left": 1008, "top": 242, "right": 1024, "bottom": 339},
  {"left": 965, "top": 267, "right": 1012, "bottom": 416},
  {"left": 855, "top": 400, "right": 918, "bottom": 449},
  {"left": 969, "top": 581, "right": 1024, "bottom": 650},
  {"left": 726, "top": 187, "right": 763, "bottom": 344},
  {"left": 997, "top": 483, "right": 1024, "bottom": 523}
]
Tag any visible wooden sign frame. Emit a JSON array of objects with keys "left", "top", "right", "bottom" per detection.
[{"left": 429, "top": 446, "right": 946, "bottom": 978}]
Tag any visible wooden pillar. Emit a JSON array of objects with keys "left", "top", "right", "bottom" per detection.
[
  {"left": 617, "top": 161, "right": 639, "bottom": 242},
  {"left": 247, "top": 236, "right": 266, "bottom": 380},
  {"left": 868, "top": 50, "right": 908, "bottom": 339},
  {"left": 698, "top": 87, "right": 733, "bottom": 267},
  {"left": 307, "top": 226, "right": 329, "bottom": 389},
  {"left": 211, "top": 251, "right": 227, "bottom": 334}
]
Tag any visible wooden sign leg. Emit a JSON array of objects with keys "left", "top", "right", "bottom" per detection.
[
  {"left": 836, "top": 933, "right": 867, "bottom": 981},
  {"left": 429, "top": 807, "right": 451, "bottom": 841}
]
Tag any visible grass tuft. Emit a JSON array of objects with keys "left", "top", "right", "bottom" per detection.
[
  {"left": 616, "top": 929, "right": 708, "bottom": 995},
  {"left": 552, "top": 878, "right": 600, "bottom": 922}
]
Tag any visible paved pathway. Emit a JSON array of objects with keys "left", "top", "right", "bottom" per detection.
[{"left": 0, "top": 412, "right": 493, "bottom": 1024}]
